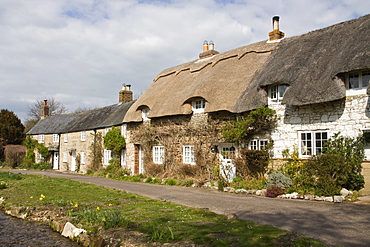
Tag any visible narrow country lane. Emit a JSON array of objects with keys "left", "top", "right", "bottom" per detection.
[{"left": 2, "top": 169, "right": 370, "bottom": 247}]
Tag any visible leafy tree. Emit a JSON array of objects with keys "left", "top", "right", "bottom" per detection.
[
  {"left": 0, "top": 109, "right": 25, "bottom": 162},
  {"left": 222, "top": 107, "right": 277, "bottom": 146},
  {"left": 104, "top": 126, "right": 126, "bottom": 163},
  {"left": 0, "top": 109, "right": 25, "bottom": 145},
  {"left": 24, "top": 97, "right": 68, "bottom": 132}
]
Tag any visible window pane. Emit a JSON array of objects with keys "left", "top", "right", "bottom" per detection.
[
  {"left": 349, "top": 73, "right": 360, "bottom": 89},
  {"left": 301, "top": 133, "right": 312, "bottom": 155},
  {"left": 270, "top": 85, "right": 277, "bottom": 99},
  {"left": 278, "top": 85, "right": 287, "bottom": 98},
  {"left": 362, "top": 72, "right": 370, "bottom": 88}
]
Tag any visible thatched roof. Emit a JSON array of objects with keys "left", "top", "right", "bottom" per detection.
[
  {"left": 124, "top": 41, "right": 278, "bottom": 122},
  {"left": 125, "top": 14, "right": 370, "bottom": 121},
  {"left": 236, "top": 14, "right": 370, "bottom": 111},
  {"left": 27, "top": 101, "right": 134, "bottom": 135}
]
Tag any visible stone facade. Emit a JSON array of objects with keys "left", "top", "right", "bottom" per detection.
[{"left": 270, "top": 95, "right": 370, "bottom": 159}]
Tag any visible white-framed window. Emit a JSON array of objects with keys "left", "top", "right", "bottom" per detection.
[
  {"left": 104, "top": 149, "right": 111, "bottom": 165},
  {"left": 183, "top": 145, "right": 195, "bottom": 165},
  {"left": 345, "top": 71, "right": 370, "bottom": 95},
  {"left": 141, "top": 108, "right": 150, "bottom": 121},
  {"left": 80, "top": 152, "right": 86, "bottom": 164},
  {"left": 268, "top": 84, "right": 287, "bottom": 103},
  {"left": 121, "top": 124, "right": 127, "bottom": 138},
  {"left": 81, "top": 131, "right": 86, "bottom": 141},
  {"left": 37, "top": 153, "right": 43, "bottom": 162},
  {"left": 192, "top": 99, "right": 206, "bottom": 113},
  {"left": 121, "top": 148, "right": 127, "bottom": 167},
  {"left": 299, "top": 131, "right": 328, "bottom": 157},
  {"left": 38, "top": 134, "right": 44, "bottom": 143},
  {"left": 249, "top": 139, "right": 269, "bottom": 150},
  {"left": 153, "top": 146, "right": 165, "bottom": 164},
  {"left": 63, "top": 151, "right": 68, "bottom": 162},
  {"left": 53, "top": 134, "right": 59, "bottom": 143},
  {"left": 64, "top": 133, "right": 68, "bottom": 143},
  {"left": 105, "top": 127, "right": 111, "bottom": 136}
]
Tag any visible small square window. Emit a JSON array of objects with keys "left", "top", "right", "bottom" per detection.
[
  {"left": 299, "top": 131, "right": 328, "bottom": 157},
  {"left": 81, "top": 131, "right": 86, "bottom": 141},
  {"left": 53, "top": 134, "right": 59, "bottom": 143},
  {"left": 192, "top": 99, "right": 206, "bottom": 113},
  {"left": 269, "top": 84, "right": 287, "bottom": 103}
]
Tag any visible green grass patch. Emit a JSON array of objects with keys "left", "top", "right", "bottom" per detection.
[{"left": 0, "top": 171, "right": 326, "bottom": 246}]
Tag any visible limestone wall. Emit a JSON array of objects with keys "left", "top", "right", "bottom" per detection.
[{"left": 270, "top": 95, "right": 370, "bottom": 159}]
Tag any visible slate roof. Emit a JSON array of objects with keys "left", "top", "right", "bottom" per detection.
[{"left": 27, "top": 101, "right": 134, "bottom": 135}]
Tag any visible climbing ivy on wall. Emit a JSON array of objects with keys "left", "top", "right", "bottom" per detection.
[{"left": 222, "top": 107, "right": 277, "bottom": 146}]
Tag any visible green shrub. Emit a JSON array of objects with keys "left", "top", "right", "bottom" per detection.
[
  {"left": 145, "top": 177, "right": 153, "bottom": 183},
  {"left": 322, "top": 133, "right": 365, "bottom": 191},
  {"left": 235, "top": 149, "right": 269, "bottom": 178},
  {"left": 0, "top": 172, "right": 22, "bottom": 180},
  {"left": 152, "top": 178, "right": 162, "bottom": 184},
  {"left": 0, "top": 181, "right": 7, "bottom": 189},
  {"left": 266, "top": 172, "right": 292, "bottom": 189},
  {"left": 165, "top": 178, "right": 177, "bottom": 186}
]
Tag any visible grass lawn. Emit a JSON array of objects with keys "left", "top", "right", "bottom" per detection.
[{"left": 0, "top": 171, "right": 326, "bottom": 246}]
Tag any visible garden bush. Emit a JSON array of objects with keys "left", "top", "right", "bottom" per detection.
[
  {"left": 234, "top": 149, "right": 269, "bottom": 178},
  {"left": 265, "top": 185, "right": 285, "bottom": 198},
  {"left": 266, "top": 171, "right": 292, "bottom": 189}
]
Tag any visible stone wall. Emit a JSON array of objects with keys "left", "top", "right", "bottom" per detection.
[{"left": 270, "top": 95, "right": 370, "bottom": 159}]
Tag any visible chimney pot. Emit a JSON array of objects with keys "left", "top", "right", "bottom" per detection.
[
  {"left": 119, "top": 84, "right": 133, "bottom": 103},
  {"left": 203, "top": 40, "right": 209, "bottom": 52},
  {"left": 273, "top": 16, "right": 280, "bottom": 30},
  {"left": 209, "top": 40, "right": 214, "bottom": 50},
  {"left": 268, "top": 16, "right": 285, "bottom": 42},
  {"left": 40, "top": 100, "right": 49, "bottom": 119}
]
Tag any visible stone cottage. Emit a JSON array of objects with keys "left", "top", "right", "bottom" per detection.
[
  {"left": 122, "top": 15, "right": 370, "bottom": 194},
  {"left": 27, "top": 85, "right": 134, "bottom": 173}
]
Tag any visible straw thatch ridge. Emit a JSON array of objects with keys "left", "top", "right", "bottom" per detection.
[
  {"left": 235, "top": 14, "right": 370, "bottom": 111},
  {"left": 27, "top": 101, "right": 134, "bottom": 135},
  {"left": 124, "top": 41, "right": 278, "bottom": 122}
]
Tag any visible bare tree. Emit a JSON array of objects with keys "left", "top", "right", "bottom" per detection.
[{"left": 24, "top": 97, "right": 68, "bottom": 132}]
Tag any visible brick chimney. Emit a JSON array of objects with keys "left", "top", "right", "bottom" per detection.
[
  {"left": 119, "top": 84, "right": 133, "bottom": 103},
  {"left": 40, "top": 100, "right": 49, "bottom": 119},
  {"left": 268, "top": 16, "right": 285, "bottom": 42},
  {"left": 199, "top": 40, "right": 219, "bottom": 59}
]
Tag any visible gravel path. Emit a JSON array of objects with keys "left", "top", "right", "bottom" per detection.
[
  {"left": 2, "top": 169, "right": 370, "bottom": 247},
  {"left": 0, "top": 210, "right": 78, "bottom": 247}
]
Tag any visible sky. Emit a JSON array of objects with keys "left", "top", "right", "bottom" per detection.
[{"left": 0, "top": 0, "right": 369, "bottom": 123}]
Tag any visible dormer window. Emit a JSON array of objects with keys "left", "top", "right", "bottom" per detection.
[
  {"left": 141, "top": 107, "right": 150, "bottom": 121},
  {"left": 192, "top": 99, "right": 206, "bottom": 113},
  {"left": 346, "top": 71, "right": 370, "bottom": 89},
  {"left": 268, "top": 84, "right": 287, "bottom": 103},
  {"left": 345, "top": 70, "right": 370, "bottom": 96}
]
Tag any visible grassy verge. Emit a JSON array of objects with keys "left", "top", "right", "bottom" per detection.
[{"left": 0, "top": 171, "right": 326, "bottom": 246}]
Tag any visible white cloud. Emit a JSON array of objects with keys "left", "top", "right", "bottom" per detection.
[{"left": 0, "top": 0, "right": 369, "bottom": 122}]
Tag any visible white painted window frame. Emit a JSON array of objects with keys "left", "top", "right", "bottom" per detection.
[
  {"left": 183, "top": 145, "right": 195, "bottom": 165},
  {"left": 345, "top": 70, "right": 370, "bottom": 96},
  {"left": 249, "top": 139, "right": 269, "bottom": 150},
  {"left": 81, "top": 131, "right": 86, "bottom": 141},
  {"left": 64, "top": 133, "right": 68, "bottom": 143},
  {"left": 153, "top": 146, "right": 165, "bottom": 164},
  {"left": 38, "top": 134, "right": 44, "bottom": 143},
  {"left": 121, "top": 124, "right": 127, "bottom": 138},
  {"left": 80, "top": 152, "right": 85, "bottom": 164},
  {"left": 192, "top": 99, "right": 206, "bottom": 114},
  {"left": 268, "top": 84, "right": 287, "bottom": 104},
  {"left": 299, "top": 130, "right": 329, "bottom": 158},
  {"left": 104, "top": 149, "right": 111, "bottom": 165},
  {"left": 63, "top": 151, "right": 68, "bottom": 162},
  {"left": 53, "top": 134, "right": 59, "bottom": 143}
]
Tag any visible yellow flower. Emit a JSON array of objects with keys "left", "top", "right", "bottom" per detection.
[
  {"left": 39, "top": 198, "right": 43, "bottom": 201},
  {"left": 102, "top": 218, "right": 106, "bottom": 222},
  {"left": 108, "top": 204, "right": 113, "bottom": 207},
  {"left": 30, "top": 196, "right": 33, "bottom": 199},
  {"left": 40, "top": 194, "right": 45, "bottom": 198},
  {"left": 96, "top": 207, "right": 100, "bottom": 210},
  {"left": 74, "top": 203, "right": 78, "bottom": 207}
]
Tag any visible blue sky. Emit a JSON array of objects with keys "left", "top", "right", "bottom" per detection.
[{"left": 0, "top": 0, "right": 369, "bottom": 122}]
